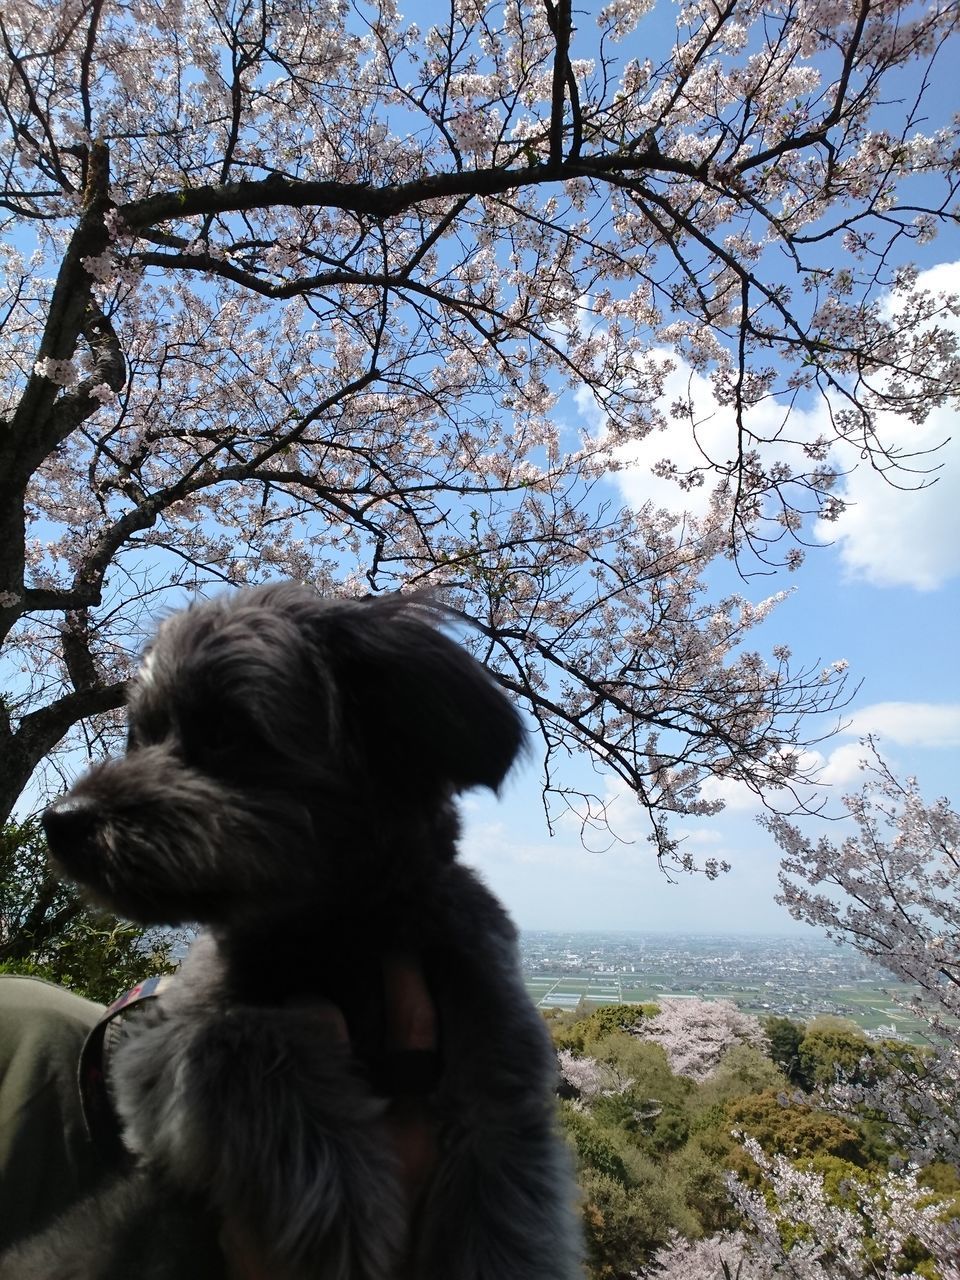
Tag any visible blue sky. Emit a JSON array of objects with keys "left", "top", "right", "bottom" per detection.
[
  {"left": 443, "top": 1, "right": 960, "bottom": 936},
  {"left": 12, "top": 0, "right": 956, "bottom": 942},
  {"left": 459, "top": 257, "right": 960, "bottom": 936}
]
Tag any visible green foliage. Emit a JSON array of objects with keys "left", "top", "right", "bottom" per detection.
[
  {"left": 798, "top": 1019, "right": 874, "bottom": 1089},
  {"left": 584, "top": 1003, "right": 658, "bottom": 1040},
  {"left": 698, "top": 1044, "right": 789, "bottom": 1107},
  {"left": 725, "top": 1090, "right": 870, "bottom": 1174},
  {"left": 555, "top": 1003, "right": 949, "bottom": 1278},
  {"left": 545, "top": 999, "right": 592, "bottom": 1051},
  {"left": 688, "top": 1099, "right": 731, "bottom": 1143},
  {"left": 590, "top": 1089, "right": 644, "bottom": 1135},
  {"left": 666, "top": 1140, "right": 740, "bottom": 1235},
  {"left": 580, "top": 1162, "right": 699, "bottom": 1277},
  {"left": 919, "top": 1162, "right": 960, "bottom": 1198},
  {"left": 553, "top": 994, "right": 936, "bottom": 1278},
  {"left": 648, "top": 1103, "right": 690, "bottom": 1156},
  {"left": 561, "top": 1102, "right": 635, "bottom": 1186},
  {"left": 550, "top": 1002, "right": 658, "bottom": 1053},
  {"left": 916, "top": 1162, "right": 960, "bottom": 1235},
  {"left": 762, "top": 1015, "right": 809, "bottom": 1088},
  {"left": 0, "top": 818, "right": 176, "bottom": 1004},
  {"left": 875, "top": 1037, "right": 932, "bottom": 1080},
  {"left": 803, "top": 1153, "right": 878, "bottom": 1202},
  {"left": 804, "top": 1014, "right": 864, "bottom": 1035},
  {"left": 587, "top": 1032, "right": 692, "bottom": 1107},
  {"left": 855, "top": 1114, "right": 899, "bottom": 1168}
]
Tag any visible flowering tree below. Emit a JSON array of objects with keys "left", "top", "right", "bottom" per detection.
[
  {"left": 633, "top": 996, "right": 770, "bottom": 1081},
  {"left": 557, "top": 1047, "right": 635, "bottom": 1103},
  {"left": 1, "top": 0, "right": 957, "bottom": 853},
  {"left": 641, "top": 1146, "right": 960, "bottom": 1279},
  {"left": 768, "top": 742, "right": 960, "bottom": 1164}
]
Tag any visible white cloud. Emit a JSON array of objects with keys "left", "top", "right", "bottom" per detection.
[
  {"left": 579, "top": 356, "right": 720, "bottom": 521},
  {"left": 590, "top": 262, "right": 960, "bottom": 588},
  {"left": 841, "top": 701, "right": 960, "bottom": 748},
  {"left": 816, "top": 260, "right": 960, "bottom": 591},
  {"left": 818, "top": 404, "right": 960, "bottom": 590},
  {"left": 879, "top": 260, "right": 960, "bottom": 323},
  {"left": 460, "top": 820, "right": 556, "bottom": 867},
  {"left": 817, "top": 742, "right": 871, "bottom": 786},
  {"left": 698, "top": 772, "right": 763, "bottom": 812},
  {"left": 684, "top": 828, "right": 725, "bottom": 846},
  {"left": 586, "top": 355, "right": 825, "bottom": 523},
  {"left": 697, "top": 736, "right": 899, "bottom": 812},
  {"left": 591, "top": 775, "right": 659, "bottom": 845},
  {"left": 697, "top": 703, "right": 960, "bottom": 814}
]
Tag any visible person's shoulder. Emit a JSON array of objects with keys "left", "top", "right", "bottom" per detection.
[{"left": 0, "top": 975, "right": 105, "bottom": 1040}]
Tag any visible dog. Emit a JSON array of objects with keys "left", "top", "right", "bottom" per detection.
[{"left": 1, "top": 584, "right": 582, "bottom": 1280}]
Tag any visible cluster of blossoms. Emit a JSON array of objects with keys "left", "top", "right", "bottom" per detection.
[
  {"left": 769, "top": 744, "right": 960, "bottom": 1164},
  {"left": 632, "top": 998, "right": 770, "bottom": 1082},
  {"left": 557, "top": 1050, "right": 635, "bottom": 1105},
  {"left": 723, "top": 1138, "right": 960, "bottom": 1280},
  {"left": 32, "top": 357, "right": 78, "bottom": 388},
  {"left": 646, "top": 1155, "right": 960, "bottom": 1279}
]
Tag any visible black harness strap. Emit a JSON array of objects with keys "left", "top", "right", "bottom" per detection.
[{"left": 77, "top": 975, "right": 172, "bottom": 1165}]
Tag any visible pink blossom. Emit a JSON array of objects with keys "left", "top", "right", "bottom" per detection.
[
  {"left": 33, "top": 357, "right": 78, "bottom": 388},
  {"left": 768, "top": 742, "right": 960, "bottom": 1164},
  {"left": 634, "top": 997, "right": 770, "bottom": 1082},
  {"left": 0, "top": 0, "right": 956, "bottom": 843}
]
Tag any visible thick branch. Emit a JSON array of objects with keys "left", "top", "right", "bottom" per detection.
[
  {"left": 61, "top": 609, "right": 102, "bottom": 694},
  {"left": 544, "top": 0, "right": 574, "bottom": 165},
  {"left": 15, "top": 682, "right": 129, "bottom": 757},
  {"left": 7, "top": 142, "right": 113, "bottom": 469},
  {"left": 119, "top": 151, "right": 685, "bottom": 231},
  {"left": 0, "top": 682, "right": 129, "bottom": 822}
]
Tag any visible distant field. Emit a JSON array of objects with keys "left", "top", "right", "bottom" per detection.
[
  {"left": 525, "top": 976, "right": 929, "bottom": 1041},
  {"left": 824, "top": 986, "right": 929, "bottom": 1037},
  {"left": 526, "top": 975, "right": 691, "bottom": 1008},
  {"left": 527, "top": 976, "right": 626, "bottom": 1008}
]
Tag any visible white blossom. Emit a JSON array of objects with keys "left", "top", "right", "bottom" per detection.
[
  {"left": 0, "top": 0, "right": 955, "bottom": 843},
  {"left": 33, "top": 357, "right": 79, "bottom": 388},
  {"left": 768, "top": 742, "right": 960, "bottom": 1162},
  {"left": 633, "top": 997, "right": 769, "bottom": 1081}
]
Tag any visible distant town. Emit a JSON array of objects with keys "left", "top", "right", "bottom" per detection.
[{"left": 520, "top": 931, "right": 924, "bottom": 1041}]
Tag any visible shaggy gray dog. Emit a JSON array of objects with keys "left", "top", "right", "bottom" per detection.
[{"left": 2, "top": 584, "right": 582, "bottom": 1280}]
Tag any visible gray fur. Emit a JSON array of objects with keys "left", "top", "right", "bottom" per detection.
[{"left": 1, "top": 584, "right": 583, "bottom": 1280}]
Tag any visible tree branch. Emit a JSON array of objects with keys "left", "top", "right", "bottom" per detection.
[{"left": 6, "top": 141, "right": 115, "bottom": 475}]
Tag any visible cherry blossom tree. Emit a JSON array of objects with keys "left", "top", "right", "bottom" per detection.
[
  {"left": 558, "top": 1047, "right": 636, "bottom": 1102},
  {"left": 643, "top": 1149, "right": 960, "bottom": 1279},
  {"left": 633, "top": 996, "right": 769, "bottom": 1080},
  {"left": 643, "top": 1230, "right": 771, "bottom": 1280},
  {"left": 768, "top": 743, "right": 960, "bottom": 1164},
  {"left": 1, "top": 0, "right": 958, "bottom": 851},
  {"left": 723, "top": 1137, "right": 960, "bottom": 1280},
  {"left": 629, "top": 751, "right": 960, "bottom": 1280}
]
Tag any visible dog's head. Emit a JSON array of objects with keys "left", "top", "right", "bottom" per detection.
[{"left": 42, "top": 584, "right": 524, "bottom": 925}]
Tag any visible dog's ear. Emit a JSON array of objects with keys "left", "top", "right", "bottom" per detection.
[{"left": 315, "top": 596, "right": 526, "bottom": 794}]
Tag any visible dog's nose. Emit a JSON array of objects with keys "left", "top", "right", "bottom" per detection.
[{"left": 42, "top": 797, "right": 99, "bottom": 863}]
